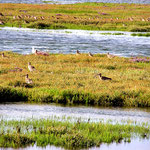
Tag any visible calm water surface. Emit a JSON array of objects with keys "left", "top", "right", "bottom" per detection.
[
  {"left": 2, "top": 138, "right": 149, "bottom": 150},
  {"left": 0, "top": 102, "right": 150, "bottom": 124},
  {"left": 0, "top": 27, "right": 150, "bottom": 57},
  {"left": 0, "top": 102, "right": 150, "bottom": 150},
  {"left": 0, "top": 0, "right": 150, "bottom": 4}
]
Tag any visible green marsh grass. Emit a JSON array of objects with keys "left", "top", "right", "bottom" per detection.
[
  {"left": 131, "top": 33, "right": 150, "bottom": 37},
  {"left": 0, "top": 3, "right": 150, "bottom": 31},
  {"left": 0, "top": 51, "right": 150, "bottom": 107},
  {"left": 0, "top": 119, "right": 150, "bottom": 148}
]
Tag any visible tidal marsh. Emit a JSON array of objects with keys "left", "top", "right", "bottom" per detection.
[
  {"left": 0, "top": 51, "right": 150, "bottom": 107},
  {"left": 0, "top": 3, "right": 150, "bottom": 31}
]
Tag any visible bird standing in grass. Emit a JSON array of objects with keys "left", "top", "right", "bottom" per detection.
[
  {"left": 76, "top": 50, "right": 80, "bottom": 55},
  {"left": 1, "top": 53, "right": 7, "bottom": 58},
  {"left": 25, "top": 74, "right": 33, "bottom": 84},
  {"left": 2, "top": 53, "right": 5, "bottom": 58},
  {"left": 107, "top": 52, "right": 115, "bottom": 59},
  {"left": 96, "top": 73, "right": 112, "bottom": 81},
  {"left": 88, "top": 52, "right": 93, "bottom": 57},
  {"left": 28, "top": 62, "right": 35, "bottom": 72}
]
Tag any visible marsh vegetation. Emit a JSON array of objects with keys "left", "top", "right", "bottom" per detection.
[
  {"left": 0, "top": 119, "right": 150, "bottom": 149},
  {"left": 0, "top": 51, "right": 150, "bottom": 107},
  {"left": 0, "top": 3, "right": 150, "bottom": 31}
]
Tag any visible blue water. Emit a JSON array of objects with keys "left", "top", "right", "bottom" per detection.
[{"left": 0, "top": 27, "right": 150, "bottom": 57}]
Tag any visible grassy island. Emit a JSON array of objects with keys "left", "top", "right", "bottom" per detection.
[
  {"left": 0, "top": 51, "right": 150, "bottom": 107},
  {"left": 0, "top": 3, "right": 150, "bottom": 31},
  {"left": 0, "top": 119, "right": 150, "bottom": 149}
]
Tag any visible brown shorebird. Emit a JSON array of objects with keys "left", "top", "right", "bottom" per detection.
[
  {"left": 107, "top": 52, "right": 115, "bottom": 59},
  {"left": 96, "top": 73, "right": 112, "bottom": 81},
  {"left": 32, "top": 47, "right": 49, "bottom": 56},
  {"left": 28, "top": 62, "right": 35, "bottom": 72},
  {"left": 76, "top": 50, "right": 80, "bottom": 55},
  {"left": 88, "top": 52, "right": 93, "bottom": 57},
  {"left": 2, "top": 53, "right": 5, "bottom": 58},
  {"left": 9, "top": 67, "right": 23, "bottom": 72},
  {"left": 1, "top": 53, "right": 8, "bottom": 58},
  {"left": 25, "top": 74, "right": 33, "bottom": 84},
  {"left": 35, "top": 50, "right": 49, "bottom": 56}
]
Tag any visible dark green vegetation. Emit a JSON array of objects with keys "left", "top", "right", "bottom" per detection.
[
  {"left": 0, "top": 3, "right": 150, "bottom": 31},
  {"left": 0, "top": 52, "right": 150, "bottom": 107},
  {"left": 0, "top": 119, "right": 150, "bottom": 149},
  {"left": 131, "top": 33, "right": 150, "bottom": 37},
  {"left": 100, "top": 32, "right": 125, "bottom": 35}
]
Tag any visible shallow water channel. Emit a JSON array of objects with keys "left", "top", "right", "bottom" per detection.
[
  {"left": 0, "top": 0, "right": 150, "bottom": 4},
  {"left": 0, "top": 102, "right": 150, "bottom": 150},
  {"left": 0, "top": 102, "right": 150, "bottom": 124},
  {"left": 0, "top": 27, "right": 150, "bottom": 57}
]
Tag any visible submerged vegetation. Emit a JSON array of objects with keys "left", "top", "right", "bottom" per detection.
[
  {"left": 0, "top": 51, "right": 150, "bottom": 107},
  {"left": 0, "top": 119, "right": 150, "bottom": 149},
  {"left": 0, "top": 3, "right": 150, "bottom": 31}
]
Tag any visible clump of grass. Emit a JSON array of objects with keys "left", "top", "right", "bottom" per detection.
[
  {"left": 27, "top": 22, "right": 51, "bottom": 29},
  {"left": 131, "top": 33, "right": 150, "bottom": 37},
  {"left": 0, "top": 86, "right": 28, "bottom": 103},
  {"left": 129, "top": 26, "right": 150, "bottom": 32},
  {"left": 0, "top": 134, "right": 35, "bottom": 148},
  {"left": 0, "top": 119, "right": 150, "bottom": 149},
  {"left": 100, "top": 33, "right": 124, "bottom": 35},
  {"left": 112, "top": 33, "right": 124, "bottom": 35},
  {"left": 8, "top": 81, "right": 33, "bottom": 88}
]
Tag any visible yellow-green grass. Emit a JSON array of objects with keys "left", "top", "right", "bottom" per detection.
[
  {"left": 0, "top": 3, "right": 150, "bottom": 31},
  {"left": 0, "top": 51, "right": 150, "bottom": 107},
  {"left": 0, "top": 119, "right": 150, "bottom": 148}
]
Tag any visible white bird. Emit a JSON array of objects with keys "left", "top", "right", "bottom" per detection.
[{"left": 32, "top": 46, "right": 38, "bottom": 54}]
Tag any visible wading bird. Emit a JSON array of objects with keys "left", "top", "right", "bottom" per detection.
[
  {"left": 107, "top": 52, "right": 115, "bottom": 59},
  {"left": 76, "top": 50, "right": 80, "bottom": 55},
  {"left": 28, "top": 62, "right": 35, "bottom": 72},
  {"left": 25, "top": 74, "right": 33, "bottom": 84},
  {"left": 1, "top": 53, "right": 8, "bottom": 58},
  {"left": 32, "top": 47, "right": 49, "bottom": 56},
  {"left": 2, "top": 53, "right": 5, "bottom": 58},
  {"left": 96, "top": 73, "right": 112, "bottom": 81},
  {"left": 35, "top": 50, "right": 49, "bottom": 56},
  {"left": 88, "top": 52, "right": 93, "bottom": 57}
]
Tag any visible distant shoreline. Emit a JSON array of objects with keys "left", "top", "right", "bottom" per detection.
[{"left": 0, "top": 0, "right": 150, "bottom": 4}]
